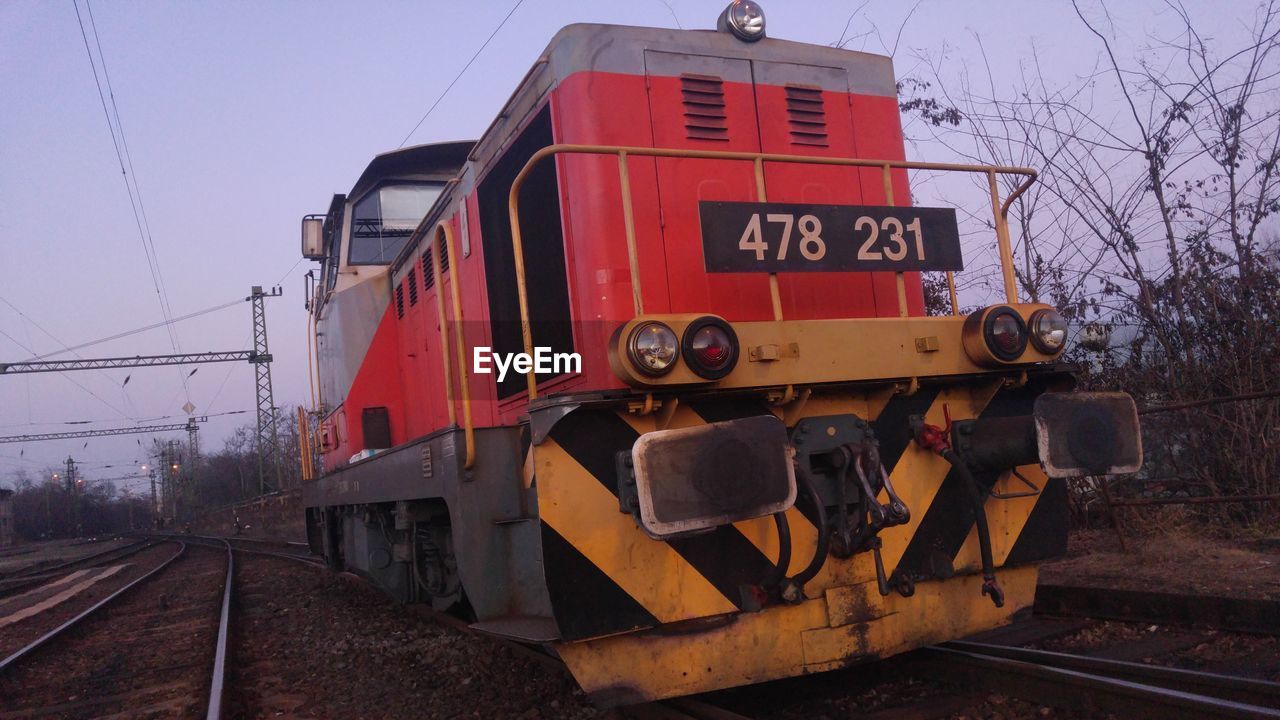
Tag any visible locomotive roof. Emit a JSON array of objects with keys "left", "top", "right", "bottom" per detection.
[
  {"left": 348, "top": 140, "right": 475, "bottom": 201},
  {"left": 392, "top": 22, "right": 902, "bottom": 274},
  {"left": 542, "top": 22, "right": 897, "bottom": 94},
  {"left": 467, "top": 23, "right": 898, "bottom": 172}
]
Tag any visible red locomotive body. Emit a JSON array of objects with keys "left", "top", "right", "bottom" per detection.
[
  {"left": 302, "top": 14, "right": 1140, "bottom": 703},
  {"left": 315, "top": 25, "right": 923, "bottom": 471}
]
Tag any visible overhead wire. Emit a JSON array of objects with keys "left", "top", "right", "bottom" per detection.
[
  {"left": 398, "top": 0, "right": 525, "bottom": 148},
  {"left": 205, "top": 337, "right": 251, "bottom": 415},
  {"left": 20, "top": 297, "right": 246, "bottom": 361},
  {"left": 0, "top": 309, "right": 131, "bottom": 419},
  {"left": 0, "top": 295, "right": 139, "bottom": 416},
  {"left": 73, "top": 0, "right": 192, "bottom": 408},
  {"left": 198, "top": 255, "right": 303, "bottom": 417}
]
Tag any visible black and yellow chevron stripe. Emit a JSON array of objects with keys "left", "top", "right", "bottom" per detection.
[{"left": 532, "top": 372, "right": 1069, "bottom": 642}]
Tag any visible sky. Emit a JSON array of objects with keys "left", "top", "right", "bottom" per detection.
[{"left": 0, "top": 0, "right": 1258, "bottom": 495}]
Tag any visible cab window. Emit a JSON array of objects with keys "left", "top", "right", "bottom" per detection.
[{"left": 348, "top": 183, "right": 443, "bottom": 265}]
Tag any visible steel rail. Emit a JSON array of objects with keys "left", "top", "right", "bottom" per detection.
[
  {"left": 0, "top": 542, "right": 186, "bottom": 674},
  {"left": 150, "top": 533, "right": 325, "bottom": 567},
  {"left": 177, "top": 533, "right": 742, "bottom": 720},
  {"left": 0, "top": 540, "right": 155, "bottom": 599},
  {"left": 206, "top": 540, "right": 234, "bottom": 720},
  {"left": 944, "top": 640, "right": 1280, "bottom": 708},
  {"left": 0, "top": 537, "right": 148, "bottom": 580},
  {"left": 924, "top": 643, "right": 1280, "bottom": 720},
  {"left": 1035, "top": 583, "right": 1280, "bottom": 635},
  {"left": 214, "top": 535, "right": 309, "bottom": 549}
]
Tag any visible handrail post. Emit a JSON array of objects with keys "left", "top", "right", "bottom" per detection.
[
  {"left": 430, "top": 226, "right": 457, "bottom": 426},
  {"left": 754, "top": 157, "right": 784, "bottom": 321},
  {"left": 882, "top": 164, "right": 909, "bottom": 318},
  {"left": 507, "top": 173, "right": 540, "bottom": 400},
  {"left": 440, "top": 221, "right": 476, "bottom": 469},
  {"left": 618, "top": 152, "right": 645, "bottom": 316},
  {"left": 504, "top": 144, "right": 1040, "bottom": 398},
  {"left": 988, "top": 170, "right": 1019, "bottom": 304}
]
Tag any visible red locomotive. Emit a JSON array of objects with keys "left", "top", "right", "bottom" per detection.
[{"left": 300, "top": 2, "right": 1140, "bottom": 703}]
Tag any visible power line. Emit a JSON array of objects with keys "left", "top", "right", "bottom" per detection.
[
  {"left": 0, "top": 417, "right": 207, "bottom": 445},
  {"left": 73, "top": 0, "right": 191, "bottom": 406},
  {"left": 20, "top": 297, "right": 245, "bottom": 361},
  {"left": 0, "top": 309, "right": 131, "bottom": 419},
  {"left": 1, "top": 294, "right": 140, "bottom": 417},
  {"left": 0, "top": 350, "right": 257, "bottom": 375},
  {"left": 205, "top": 338, "right": 250, "bottom": 414},
  {"left": 398, "top": 0, "right": 525, "bottom": 148},
  {"left": 0, "top": 409, "right": 248, "bottom": 431},
  {"left": 85, "top": 0, "right": 182, "bottom": 359}
]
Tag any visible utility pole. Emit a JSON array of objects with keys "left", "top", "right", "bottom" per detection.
[
  {"left": 164, "top": 440, "right": 182, "bottom": 522},
  {"left": 64, "top": 456, "right": 79, "bottom": 537},
  {"left": 124, "top": 489, "right": 134, "bottom": 530},
  {"left": 250, "top": 286, "right": 283, "bottom": 495},
  {"left": 1, "top": 285, "right": 283, "bottom": 504},
  {"left": 146, "top": 465, "right": 157, "bottom": 529},
  {"left": 186, "top": 416, "right": 200, "bottom": 505}
]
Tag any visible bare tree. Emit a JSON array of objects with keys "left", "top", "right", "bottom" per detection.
[{"left": 909, "top": 0, "right": 1280, "bottom": 525}]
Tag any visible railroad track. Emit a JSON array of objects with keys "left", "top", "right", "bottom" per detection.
[
  {"left": 0, "top": 540, "right": 236, "bottom": 720},
  {"left": 0, "top": 538, "right": 153, "bottom": 598},
  {"left": 919, "top": 640, "right": 1280, "bottom": 720},
  {"left": 171, "top": 532, "right": 749, "bottom": 720},
  {"left": 1036, "top": 582, "right": 1280, "bottom": 636},
  {"left": 148, "top": 532, "right": 323, "bottom": 567},
  {"left": 140, "top": 533, "right": 1280, "bottom": 720},
  {"left": 0, "top": 537, "right": 126, "bottom": 578}
]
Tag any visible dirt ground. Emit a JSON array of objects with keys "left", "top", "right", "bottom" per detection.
[
  {"left": 1039, "top": 529, "right": 1280, "bottom": 600},
  {"left": 228, "top": 554, "right": 612, "bottom": 720}
]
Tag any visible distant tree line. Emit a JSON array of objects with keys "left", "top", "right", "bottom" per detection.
[{"left": 2, "top": 406, "right": 309, "bottom": 541}]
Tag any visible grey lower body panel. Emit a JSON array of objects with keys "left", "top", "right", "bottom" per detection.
[{"left": 302, "top": 424, "right": 556, "bottom": 634}]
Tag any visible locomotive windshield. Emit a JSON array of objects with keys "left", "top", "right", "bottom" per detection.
[{"left": 348, "top": 182, "right": 443, "bottom": 264}]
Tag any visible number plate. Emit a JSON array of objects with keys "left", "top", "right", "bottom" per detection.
[{"left": 699, "top": 201, "right": 963, "bottom": 273}]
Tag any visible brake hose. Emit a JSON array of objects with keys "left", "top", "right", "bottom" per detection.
[
  {"left": 940, "top": 448, "right": 1004, "bottom": 608},
  {"left": 781, "top": 469, "right": 830, "bottom": 603},
  {"left": 761, "top": 511, "right": 792, "bottom": 590}
]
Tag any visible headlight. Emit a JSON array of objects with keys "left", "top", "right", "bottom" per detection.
[
  {"left": 682, "top": 317, "right": 739, "bottom": 380},
  {"left": 718, "top": 1, "right": 766, "bottom": 42},
  {"left": 984, "top": 306, "right": 1028, "bottom": 361},
  {"left": 1029, "top": 308, "right": 1068, "bottom": 354},
  {"left": 627, "top": 321, "right": 679, "bottom": 376}
]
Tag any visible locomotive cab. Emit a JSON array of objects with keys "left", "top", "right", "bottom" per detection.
[
  {"left": 305, "top": 141, "right": 473, "bottom": 467},
  {"left": 300, "top": 4, "right": 1141, "bottom": 705}
]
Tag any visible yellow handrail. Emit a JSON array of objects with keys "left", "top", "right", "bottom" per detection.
[
  {"left": 297, "top": 406, "right": 313, "bottom": 482},
  {"left": 432, "top": 222, "right": 475, "bottom": 469},
  {"left": 507, "top": 143, "right": 1038, "bottom": 399},
  {"left": 429, "top": 225, "right": 457, "bottom": 427}
]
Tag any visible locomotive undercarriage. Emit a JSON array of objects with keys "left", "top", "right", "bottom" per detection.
[{"left": 303, "top": 363, "right": 1136, "bottom": 702}]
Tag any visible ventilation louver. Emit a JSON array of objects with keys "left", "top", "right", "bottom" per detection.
[
  {"left": 680, "top": 74, "right": 729, "bottom": 142},
  {"left": 422, "top": 250, "right": 435, "bottom": 290},
  {"left": 395, "top": 284, "right": 405, "bottom": 319},
  {"left": 408, "top": 269, "right": 419, "bottom": 306},
  {"left": 785, "top": 85, "right": 829, "bottom": 147}
]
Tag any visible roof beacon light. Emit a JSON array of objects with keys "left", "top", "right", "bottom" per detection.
[{"left": 718, "top": 1, "right": 766, "bottom": 42}]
